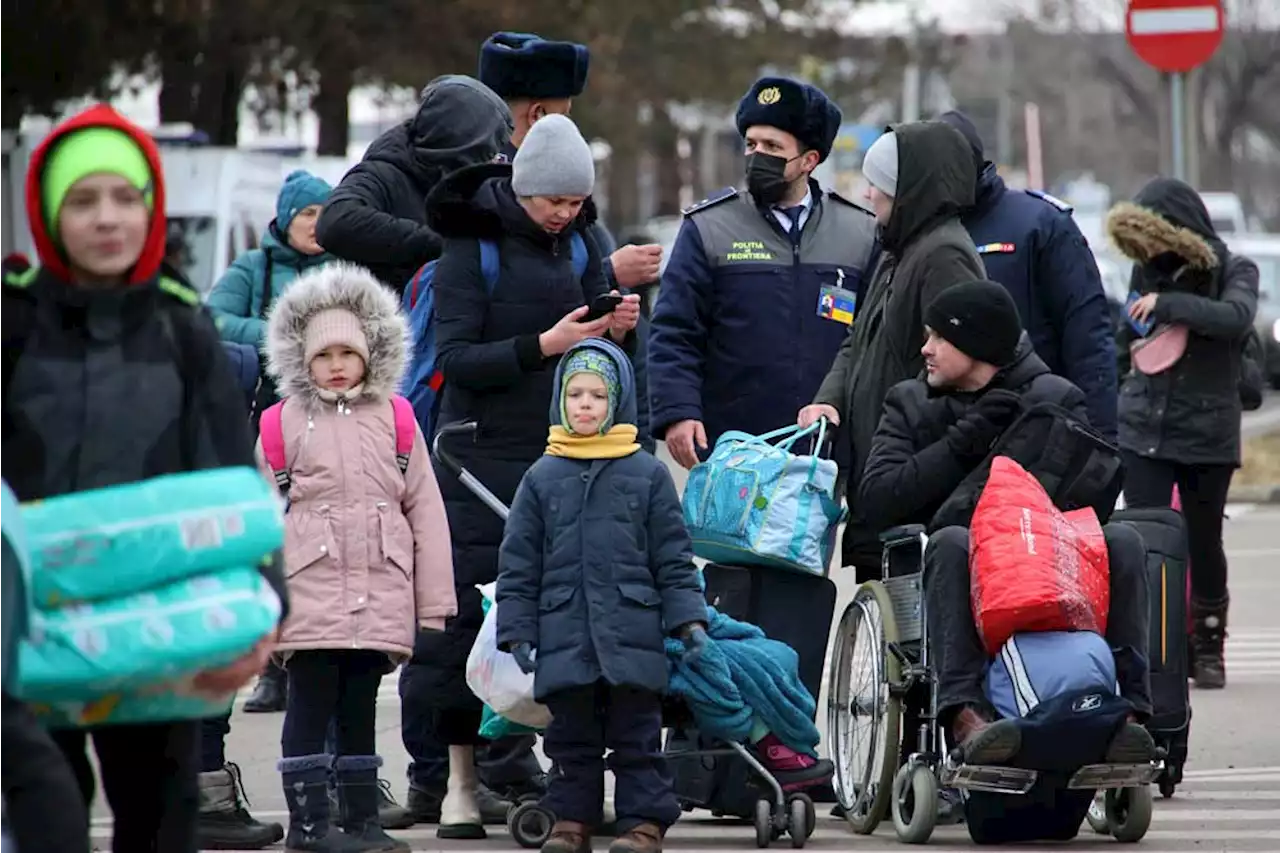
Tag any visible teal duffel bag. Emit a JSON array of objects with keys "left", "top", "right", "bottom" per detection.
[
  {"left": 16, "top": 564, "right": 282, "bottom": 725},
  {"left": 681, "top": 421, "right": 844, "bottom": 576},
  {"left": 22, "top": 467, "right": 283, "bottom": 608}
]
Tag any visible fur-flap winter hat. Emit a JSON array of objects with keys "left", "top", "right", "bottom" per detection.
[
  {"left": 265, "top": 262, "right": 411, "bottom": 404},
  {"left": 735, "top": 77, "right": 843, "bottom": 163},
  {"left": 479, "top": 32, "right": 590, "bottom": 101}
]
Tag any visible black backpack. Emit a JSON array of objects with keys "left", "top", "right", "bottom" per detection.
[
  {"left": 930, "top": 401, "right": 1124, "bottom": 531},
  {"left": 1239, "top": 325, "right": 1264, "bottom": 412}
]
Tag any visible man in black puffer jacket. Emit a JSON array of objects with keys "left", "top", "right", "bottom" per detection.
[
  {"left": 316, "top": 75, "right": 513, "bottom": 292},
  {"left": 858, "top": 280, "right": 1153, "bottom": 776}
]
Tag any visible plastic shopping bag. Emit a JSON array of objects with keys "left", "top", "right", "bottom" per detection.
[
  {"left": 465, "top": 584, "right": 551, "bottom": 730},
  {"left": 970, "top": 457, "right": 1110, "bottom": 655},
  {"left": 478, "top": 705, "right": 540, "bottom": 740}
]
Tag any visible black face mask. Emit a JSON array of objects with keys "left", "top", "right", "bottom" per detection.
[{"left": 745, "top": 152, "right": 797, "bottom": 206}]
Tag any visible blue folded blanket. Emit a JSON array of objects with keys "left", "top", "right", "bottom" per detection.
[{"left": 665, "top": 605, "right": 820, "bottom": 757}]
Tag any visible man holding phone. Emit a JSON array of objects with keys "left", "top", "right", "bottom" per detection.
[{"left": 650, "top": 77, "right": 878, "bottom": 468}]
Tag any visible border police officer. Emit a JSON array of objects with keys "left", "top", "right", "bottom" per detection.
[
  {"left": 650, "top": 77, "right": 877, "bottom": 468},
  {"left": 939, "top": 110, "right": 1117, "bottom": 439}
]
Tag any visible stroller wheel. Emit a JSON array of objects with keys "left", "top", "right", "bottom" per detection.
[
  {"left": 786, "top": 793, "right": 816, "bottom": 840},
  {"left": 754, "top": 798, "right": 774, "bottom": 848},
  {"left": 1105, "top": 786, "right": 1153, "bottom": 843},
  {"left": 508, "top": 801, "right": 554, "bottom": 849},
  {"left": 786, "top": 794, "right": 813, "bottom": 848}
]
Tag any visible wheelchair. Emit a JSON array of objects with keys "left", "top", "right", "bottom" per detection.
[{"left": 825, "top": 524, "right": 1162, "bottom": 845}]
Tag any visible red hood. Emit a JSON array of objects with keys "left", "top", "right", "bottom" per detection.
[{"left": 25, "top": 104, "right": 167, "bottom": 285}]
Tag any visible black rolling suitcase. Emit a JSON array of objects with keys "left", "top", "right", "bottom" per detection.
[
  {"left": 1112, "top": 507, "right": 1191, "bottom": 797},
  {"left": 666, "top": 563, "right": 838, "bottom": 817}
]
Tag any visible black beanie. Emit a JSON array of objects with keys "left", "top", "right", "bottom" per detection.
[{"left": 924, "top": 280, "right": 1023, "bottom": 366}]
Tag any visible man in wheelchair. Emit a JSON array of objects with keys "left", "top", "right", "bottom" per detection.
[{"left": 856, "top": 280, "right": 1155, "bottom": 767}]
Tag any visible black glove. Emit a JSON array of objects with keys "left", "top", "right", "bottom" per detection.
[
  {"left": 510, "top": 642, "right": 536, "bottom": 675},
  {"left": 946, "top": 390, "right": 1023, "bottom": 461}
]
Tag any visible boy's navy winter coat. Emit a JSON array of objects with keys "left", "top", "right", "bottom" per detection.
[{"left": 496, "top": 339, "right": 706, "bottom": 699}]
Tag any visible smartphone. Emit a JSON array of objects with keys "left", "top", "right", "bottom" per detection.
[
  {"left": 1125, "top": 291, "right": 1154, "bottom": 337},
  {"left": 582, "top": 294, "right": 623, "bottom": 322}
]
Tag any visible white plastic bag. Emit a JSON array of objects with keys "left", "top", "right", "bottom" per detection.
[{"left": 465, "top": 583, "right": 551, "bottom": 729}]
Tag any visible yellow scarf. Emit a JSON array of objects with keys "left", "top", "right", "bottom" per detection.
[{"left": 546, "top": 425, "right": 641, "bottom": 459}]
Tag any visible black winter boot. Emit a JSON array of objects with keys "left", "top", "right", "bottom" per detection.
[
  {"left": 196, "top": 763, "right": 284, "bottom": 849},
  {"left": 334, "top": 756, "right": 411, "bottom": 851},
  {"left": 244, "top": 659, "right": 288, "bottom": 713},
  {"left": 1191, "top": 596, "right": 1228, "bottom": 689},
  {"left": 280, "top": 755, "right": 368, "bottom": 853}
]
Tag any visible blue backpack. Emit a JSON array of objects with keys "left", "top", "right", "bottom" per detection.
[{"left": 401, "top": 234, "right": 589, "bottom": 436}]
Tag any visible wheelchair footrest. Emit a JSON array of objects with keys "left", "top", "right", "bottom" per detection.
[
  {"left": 1067, "top": 762, "right": 1163, "bottom": 790},
  {"left": 940, "top": 761, "right": 1037, "bottom": 794}
]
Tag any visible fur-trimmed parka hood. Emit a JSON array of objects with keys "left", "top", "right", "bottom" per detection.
[
  {"left": 264, "top": 262, "right": 411, "bottom": 405},
  {"left": 1106, "top": 178, "right": 1221, "bottom": 271}
]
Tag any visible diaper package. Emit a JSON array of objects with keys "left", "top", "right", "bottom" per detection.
[
  {"left": 17, "top": 565, "right": 281, "bottom": 703},
  {"left": 22, "top": 467, "right": 284, "bottom": 607},
  {"left": 26, "top": 681, "right": 238, "bottom": 729}
]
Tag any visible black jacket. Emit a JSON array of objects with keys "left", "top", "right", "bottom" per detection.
[
  {"left": 857, "top": 336, "right": 1088, "bottom": 533},
  {"left": 812, "top": 121, "right": 986, "bottom": 563},
  {"left": 2, "top": 267, "right": 289, "bottom": 615},
  {"left": 316, "top": 76, "right": 513, "bottom": 291},
  {"left": 1108, "top": 179, "right": 1259, "bottom": 466},
  {"left": 410, "top": 162, "right": 614, "bottom": 711}
]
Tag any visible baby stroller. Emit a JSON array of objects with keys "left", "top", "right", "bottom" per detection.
[
  {"left": 826, "top": 524, "right": 1162, "bottom": 845},
  {"left": 433, "top": 422, "right": 821, "bottom": 849}
]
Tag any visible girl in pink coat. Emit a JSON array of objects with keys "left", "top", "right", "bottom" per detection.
[{"left": 260, "top": 261, "right": 457, "bottom": 853}]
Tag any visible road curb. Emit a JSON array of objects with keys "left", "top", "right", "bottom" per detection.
[{"left": 1229, "top": 484, "right": 1280, "bottom": 504}]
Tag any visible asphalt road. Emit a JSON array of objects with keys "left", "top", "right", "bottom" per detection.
[{"left": 90, "top": 457, "right": 1280, "bottom": 851}]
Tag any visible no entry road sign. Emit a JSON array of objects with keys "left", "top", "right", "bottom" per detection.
[{"left": 1126, "top": 0, "right": 1225, "bottom": 73}]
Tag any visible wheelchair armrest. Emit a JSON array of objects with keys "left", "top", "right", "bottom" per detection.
[{"left": 879, "top": 524, "right": 927, "bottom": 548}]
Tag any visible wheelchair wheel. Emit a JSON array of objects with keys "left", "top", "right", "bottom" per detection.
[
  {"left": 1105, "top": 786, "right": 1153, "bottom": 843},
  {"left": 891, "top": 763, "right": 938, "bottom": 845},
  {"left": 754, "top": 797, "right": 774, "bottom": 848},
  {"left": 1085, "top": 793, "right": 1110, "bottom": 834},
  {"left": 828, "top": 581, "right": 902, "bottom": 836},
  {"left": 508, "top": 801, "right": 554, "bottom": 849}
]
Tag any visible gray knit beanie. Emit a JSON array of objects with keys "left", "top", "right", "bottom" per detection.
[
  {"left": 511, "top": 114, "right": 595, "bottom": 197},
  {"left": 862, "top": 131, "right": 899, "bottom": 197}
]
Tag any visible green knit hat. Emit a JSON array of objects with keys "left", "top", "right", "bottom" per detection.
[
  {"left": 559, "top": 348, "right": 621, "bottom": 434},
  {"left": 41, "top": 128, "right": 154, "bottom": 225}
]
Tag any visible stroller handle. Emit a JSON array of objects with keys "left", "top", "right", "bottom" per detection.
[
  {"left": 431, "top": 420, "right": 478, "bottom": 478},
  {"left": 430, "top": 420, "right": 511, "bottom": 522}
]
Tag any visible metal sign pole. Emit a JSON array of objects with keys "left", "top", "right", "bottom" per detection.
[{"left": 1170, "top": 71, "right": 1187, "bottom": 181}]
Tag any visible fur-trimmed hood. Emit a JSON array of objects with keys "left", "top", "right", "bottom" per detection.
[
  {"left": 1106, "top": 178, "right": 1221, "bottom": 271},
  {"left": 264, "top": 262, "right": 411, "bottom": 405}
]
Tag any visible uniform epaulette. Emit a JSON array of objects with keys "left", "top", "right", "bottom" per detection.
[
  {"left": 158, "top": 276, "right": 200, "bottom": 306},
  {"left": 682, "top": 187, "right": 738, "bottom": 216},
  {"left": 826, "top": 189, "right": 872, "bottom": 215},
  {"left": 1026, "top": 189, "right": 1074, "bottom": 213}
]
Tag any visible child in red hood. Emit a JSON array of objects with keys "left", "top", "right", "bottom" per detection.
[{"left": 0, "top": 105, "right": 290, "bottom": 853}]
